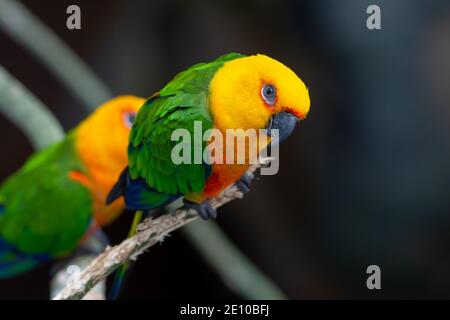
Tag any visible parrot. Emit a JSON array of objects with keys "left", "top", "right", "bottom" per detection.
[
  {"left": 0, "top": 96, "right": 144, "bottom": 278},
  {"left": 107, "top": 53, "right": 310, "bottom": 220}
]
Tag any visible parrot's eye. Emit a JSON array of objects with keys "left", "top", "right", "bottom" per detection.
[
  {"left": 123, "top": 111, "right": 136, "bottom": 129},
  {"left": 261, "top": 84, "right": 276, "bottom": 106}
]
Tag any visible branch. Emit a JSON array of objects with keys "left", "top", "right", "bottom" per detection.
[
  {"left": 50, "top": 253, "right": 106, "bottom": 300},
  {"left": 53, "top": 163, "right": 264, "bottom": 300}
]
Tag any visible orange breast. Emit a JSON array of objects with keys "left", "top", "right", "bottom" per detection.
[
  {"left": 68, "top": 169, "right": 125, "bottom": 227},
  {"left": 185, "top": 163, "right": 249, "bottom": 203},
  {"left": 185, "top": 126, "right": 268, "bottom": 203}
]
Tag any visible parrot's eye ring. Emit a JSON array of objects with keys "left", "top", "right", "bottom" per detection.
[
  {"left": 123, "top": 111, "right": 137, "bottom": 129},
  {"left": 261, "top": 84, "right": 276, "bottom": 106}
]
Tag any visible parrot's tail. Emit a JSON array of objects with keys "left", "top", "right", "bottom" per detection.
[
  {"left": 108, "top": 210, "right": 144, "bottom": 300},
  {"left": 107, "top": 167, "right": 179, "bottom": 211},
  {"left": 0, "top": 238, "right": 49, "bottom": 278}
]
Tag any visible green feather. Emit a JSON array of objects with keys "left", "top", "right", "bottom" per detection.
[
  {"left": 128, "top": 53, "right": 246, "bottom": 196},
  {"left": 0, "top": 133, "right": 92, "bottom": 259}
]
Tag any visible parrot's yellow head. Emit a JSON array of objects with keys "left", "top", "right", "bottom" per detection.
[
  {"left": 209, "top": 54, "right": 310, "bottom": 141},
  {"left": 76, "top": 95, "right": 144, "bottom": 170}
]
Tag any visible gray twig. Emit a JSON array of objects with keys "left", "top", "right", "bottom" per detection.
[{"left": 53, "top": 164, "right": 268, "bottom": 300}]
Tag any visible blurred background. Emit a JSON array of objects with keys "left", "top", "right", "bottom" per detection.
[{"left": 1, "top": 0, "right": 450, "bottom": 299}]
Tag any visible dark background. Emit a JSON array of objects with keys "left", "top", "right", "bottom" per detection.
[{"left": 1, "top": 0, "right": 450, "bottom": 299}]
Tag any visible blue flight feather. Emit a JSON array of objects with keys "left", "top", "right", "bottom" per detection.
[{"left": 124, "top": 175, "right": 180, "bottom": 211}]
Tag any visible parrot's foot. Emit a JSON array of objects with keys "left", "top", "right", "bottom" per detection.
[
  {"left": 183, "top": 200, "right": 217, "bottom": 220},
  {"left": 235, "top": 172, "right": 251, "bottom": 194}
]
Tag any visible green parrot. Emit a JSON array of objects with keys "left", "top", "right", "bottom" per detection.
[
  {"left": 107, "top": 53, "right": 310, "bottom": 219},
  {"left": 0, "top": 96, "right": 143, "bottom": 278}
]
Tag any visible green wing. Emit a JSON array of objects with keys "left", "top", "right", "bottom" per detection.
[
  {"left": 128, "top": 53, "right": 245, "bottom": 196},
  {"left": 0, "top": 134, "right": 92, "bottom": 261},
  {"left": 128, "top": 94, "right": 212, "bottom": 195}
]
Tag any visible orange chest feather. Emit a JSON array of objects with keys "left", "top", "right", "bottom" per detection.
[
  {"left": 186, "top": 163, "right": 249, "bottom": 203},
  {"left": 204, "top": 163, "right": 249, "bottom": 197},
  {"left": 71, "top": 134, "right": 127, "bottom": 227},
  {"left": 186, "top": 127, "right": 269, "bottom": 203}
]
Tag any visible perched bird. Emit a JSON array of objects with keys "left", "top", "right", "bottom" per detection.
[
  {"left": 0, "top": 96, "right": 144, "bottom": 278},
  {"left": 107, "top": 53, "right": 310, "bottom": 219}
]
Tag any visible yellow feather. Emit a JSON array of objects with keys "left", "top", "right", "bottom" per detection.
[
  {"left": 209, "top": 54, "right": 310, "bottom": 132},
  {"left": 75, "top": 96, "right": 145, "bottom": 226}
]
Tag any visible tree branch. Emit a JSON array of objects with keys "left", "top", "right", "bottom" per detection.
[{"left": 53, "top": 163, "right": 264, "bottom": 300}]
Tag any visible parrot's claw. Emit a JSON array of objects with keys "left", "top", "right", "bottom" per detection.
[
  {"left": 235, "top": 173, "right": 251, "bottom": 194},
  {"left": 183, "top": 200, "right": 217, "bottom": 220}
]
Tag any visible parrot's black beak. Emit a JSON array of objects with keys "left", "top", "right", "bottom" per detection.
[{"left": 265, "top": 111, "right": 298, "bottom": 143}]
